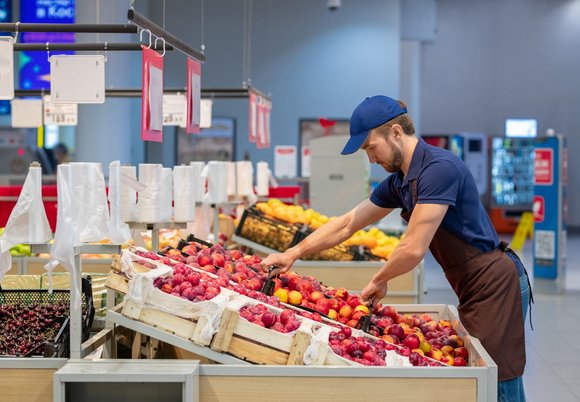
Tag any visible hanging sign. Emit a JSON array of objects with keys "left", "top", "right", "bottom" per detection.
[
  {"left": 274, "top": 145, "right": 297, "bottom": 178},
  {"left": 248, "top": 91, "right": 257, "bottom": 143},
  {"left": 256, "top": 96, "right": 266, "bottom": 149},
  {"left": 200, "top": 99, "right": 213, "bottom": 128},
  {"left": 50, "top": 55, "right": 105, "bottom": 104},
  {"left": 163, "top": 94, "right": 187, "bottom": 127},
  {"left": 43, "top": 95, "right": 77, "bottom": 125},
  {"left": 0, "top": 37, "right": 14, "bottom": 100},
  {"left": 186, "top": 57, "right": 201, "bottom": 134},
  {"left": 141, "top": 46, "right": 164, "bottom": 142},
  {"left": 11, "top": 99, "right": 43, "bottom": 128},
  {"left": 264, "top": 99, "right": 272, "bottom": 148}
]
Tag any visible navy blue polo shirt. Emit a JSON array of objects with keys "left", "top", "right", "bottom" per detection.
[{"left": 371, "top": 138, "right": 501, "bottom": 254}]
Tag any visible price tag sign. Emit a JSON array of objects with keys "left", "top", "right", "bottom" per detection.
[
  {"left": 163, "top": 94, "right": 187, "bottom": 127},
  {"left": 43, "top": 95, "right": 77, "bottom": 126}
]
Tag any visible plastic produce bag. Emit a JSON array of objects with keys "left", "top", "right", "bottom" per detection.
[
  {"left": 0, "top": 165, "right": 52, "bottom": 279},
  {"left": 108, "top": 161, "right": 136, "bottom": 244}
]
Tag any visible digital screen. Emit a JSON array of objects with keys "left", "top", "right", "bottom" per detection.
[
  {"left": 505, "top": 118, "right": 537, "bottom": 138},
  {"left": 468, "top": 139, "right": 482, "bottom": 153},
  {"left": 19, "top": 0, "right": 75, "bottom": 90},
  {"left": 0, "top": 0, "right": 12, "bottom": 115}
]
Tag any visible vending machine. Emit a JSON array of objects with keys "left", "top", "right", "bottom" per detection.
[
  {"left": 489, "top": 137, "right": 536, "bottom": 233},
  {"left": 533, "top": 135, "right": 567, "bottom": 294}
]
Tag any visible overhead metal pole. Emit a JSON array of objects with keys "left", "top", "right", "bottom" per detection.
[
  {"left": 14, "top": 88, "right": 270, "bottom": 100},
  {"left": 13, "top": 43, "right": 172, "bottom": 51},
  {"left": 127, "top": 9, "right": 205, "bottom": 62},
  {"left": 0, "top": 23, "right": 138, "bottom": 34}
]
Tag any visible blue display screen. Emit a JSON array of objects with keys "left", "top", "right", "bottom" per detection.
[
  {"left": 19, "top": 0, "right": 76, "bottom": 90},
  {"left": 0, "top": 0, "right": 12, "bottom": 114}
]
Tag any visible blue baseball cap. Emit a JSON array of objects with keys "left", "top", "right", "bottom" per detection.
[{"left": 341, "top": 95, "right": 407, "bottom": 155}]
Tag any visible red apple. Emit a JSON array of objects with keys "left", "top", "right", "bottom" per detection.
[
  {"left": 453, "top": 356, "right": 467, "bottom": 366},
  {"left": 197, "top": 254, "right": 212, "bottom": 267},
  {"left": 454, "top": 346, "right": 468, "bottom": 359},
  {"left": 387, "top": 324, "right": 405, "bottom": 340},
  {"left": 403, "top": 334, "right": 420, "bottom": 349}
]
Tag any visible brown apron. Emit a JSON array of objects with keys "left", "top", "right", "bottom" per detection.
[{"left": 401, "top": 180, "right": 525, "bottom": 381}]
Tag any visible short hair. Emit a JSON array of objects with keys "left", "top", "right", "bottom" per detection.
[
  {"left": 53, "top": 143, "right": 68, "bottom": 155},
  {"left": 375, "top": 100, "right": 415, "bottom": 136}
]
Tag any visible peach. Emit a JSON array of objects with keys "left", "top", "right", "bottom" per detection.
[
  {"left": 441, "top": 345, "right": 455, "bottom": 357},
  {"left": 309, "top": 291, "right": 325, "bottom": 303},
  {"left": 335, "top": 287, "right": 349, "bottom": 300},
  {"left": 354, "top": 304, "right": 370, "bottom": 315},
  {"left": 419, "top": 340, "right": 432, "bottom": 354},
  {"left": 339, "top": 305, "right": 353, "bottom": 319},
  {"left": 403, "top": 334, "right": 420, "bottom": 349},
  {"left": 288, "top": 290, "right": 302, "bottom": 305},
  {"left": 453, "top": 357, "right": 467, "bottom": 367},
  {"left": 429, "top": 348, "right": 443, "bottom": 361},
  {"left": 327, "top": 309, "right": 338, "bottom": 320},
  {"left": 274, "top": 288, "right": 289, "bottom": 303}
]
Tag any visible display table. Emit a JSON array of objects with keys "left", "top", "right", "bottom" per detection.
[
  {"left": 0, "top": 358, "right": 68, "bottom": 402},
  {"left": 232, "top": 235, "right": 423, "bottom": 304},
  {"left": 53, "top": 359, "right": 199, "bottom": 402},
  {"left": 21, "top": 257, "right": 113, "bottom": 275}
]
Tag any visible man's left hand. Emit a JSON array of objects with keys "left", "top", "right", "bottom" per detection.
[{"left": 361, "top": 279, "right": 388, "bottom": 307}]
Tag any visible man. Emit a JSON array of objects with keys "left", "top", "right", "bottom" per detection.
[{"left": 262, "top": 95, "right": 530, "bottom": 401}]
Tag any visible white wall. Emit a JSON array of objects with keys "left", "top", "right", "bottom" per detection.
[{"left": 421, "top": 0, "right": 580, "bottom": 226}]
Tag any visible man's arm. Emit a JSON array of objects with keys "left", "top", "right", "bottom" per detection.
[
  {"left": 261, "top": 199, "right": 393, "bottom": 273},
  {"left": 361, "top": 203, "right": 448, "bottom": 304}
]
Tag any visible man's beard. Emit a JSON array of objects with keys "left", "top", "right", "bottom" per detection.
[{"left": 383, "top": 141, "right": 403, "bottom": 173}]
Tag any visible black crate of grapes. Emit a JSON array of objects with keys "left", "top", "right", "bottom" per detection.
[{"left": 0, "top": 277, "right": 94, "bottom": 358}]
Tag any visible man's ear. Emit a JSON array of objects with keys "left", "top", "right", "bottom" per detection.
[{"left": 391, "top": 124, "right": 404, "bottom": 138}]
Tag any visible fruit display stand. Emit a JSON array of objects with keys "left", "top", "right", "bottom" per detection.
[
  {"left": 232, "top": 235, "right": 424, "bottom": 304},
  {"left": 104, "top": 302, "right": 496, "bottom": 402},
  {"left": 0, "top": 243, "right": 121, "bottom": 402}
]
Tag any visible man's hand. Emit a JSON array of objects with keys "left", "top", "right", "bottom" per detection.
[
  {"left": 361, "top": 278, "right": 388, "bottom": 307},
  {"left": 261, "top": 251, "right": 298, "bottom": 275}
]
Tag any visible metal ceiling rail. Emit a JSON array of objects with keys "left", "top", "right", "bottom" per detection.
[
  {"left": 127, "top": 9, "right": 205, "bottom": 62},
  {"left": 13, "top": 43, "right": 172, "bottom": 51},
  {"left": 0, "top": 23, "right": 138, "bottom": 34},
  {"left": 14, "top": 88, "right": 270, "bottom": 100}
]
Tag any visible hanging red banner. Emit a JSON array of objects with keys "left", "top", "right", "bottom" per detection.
[
  {"left": 141, "top": 45, "right": 164, "bottom": 142},
  {"left": 186, "top": 57, "right": 201, "bottom": 134},
  {"left": 248, "top": 91, "right": 257, "bottom": 143},
  {"left": 256, "top": 96, "right": 265, "bottom": 149},
  {"left": 264, "top": 99, "right": 271, "bottom": 148}
]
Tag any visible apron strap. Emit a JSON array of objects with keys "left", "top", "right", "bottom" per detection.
[{"left": 499, "top": 241, "right": 535, "bottom": 330}]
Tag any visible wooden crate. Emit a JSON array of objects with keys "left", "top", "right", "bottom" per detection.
[
  {"left": 121, "top": 299, "right": 215, "bottom": 347},
  {"left": 293, "top": 260, "right": 423, "bottom": 304},
  {"left": 210, "top": 308, "right": 311, "bottom": 365}
]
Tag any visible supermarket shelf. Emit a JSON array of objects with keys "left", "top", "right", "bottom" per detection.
[
  {"left": 106, "top": 305, "right": 250, "bottom": 366},
  {"left": 29, "top": 243, "right": 121, "bottom": 255}
]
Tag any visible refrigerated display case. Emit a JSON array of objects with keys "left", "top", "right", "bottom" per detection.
[{"left": 489, "top": 137, "right": 535, "bottom": 233}]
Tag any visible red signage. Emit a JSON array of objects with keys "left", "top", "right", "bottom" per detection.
[
  {"left": 534, "top": 148, "right": 553, "bottom": 185},
  {"left": 533, "top": 195, "right": 545, "bottom": 223}
]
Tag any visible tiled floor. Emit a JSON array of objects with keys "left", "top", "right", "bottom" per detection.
[{"left": 422, "top": 233, "right": 580, "bottom": 401}]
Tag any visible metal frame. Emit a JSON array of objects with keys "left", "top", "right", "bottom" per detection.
[
  {"left": 53, "top": 359, "right": 199, "bottom": 402},
  {"left": 14, "top": 88, "right": 269, "bottom": 100},
  {"left": 126, "top": 221, "right": 187, "bottom": 252},
  {"left": 0, "top": 23, "right": 138, "bottom": 33},
  {"left": 127, "top": 9, "right": 205, "bottom": 62},
  {"left": 13, "top": 43, "right": 172, "bottom": 52}
]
